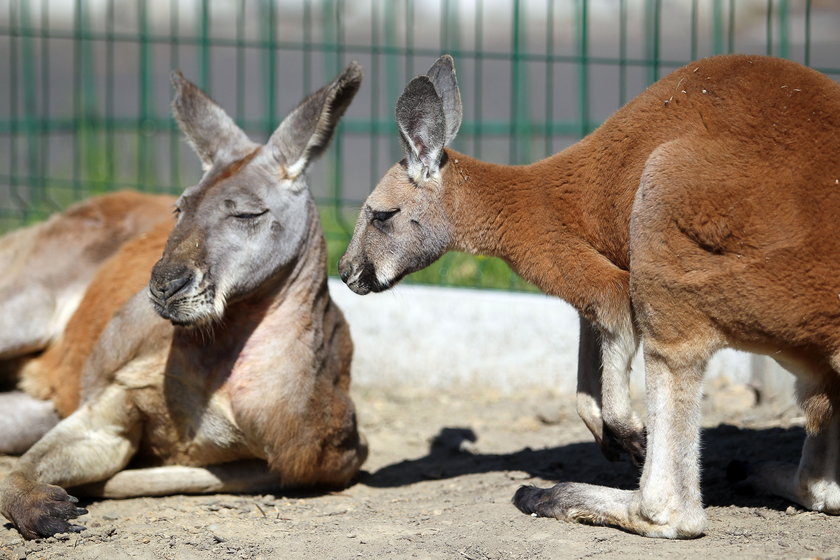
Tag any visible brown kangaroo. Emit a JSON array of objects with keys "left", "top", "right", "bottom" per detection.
[
  {"left": 0, "top": 63, "right": 367, "bottom": 540},
  {"left": 339, "top": 54, "right": 840, "bottom": 537},
  {"left": 0, "top": 191, "right": 176, "bottom": 453}
]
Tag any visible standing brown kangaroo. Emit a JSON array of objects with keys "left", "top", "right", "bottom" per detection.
[
  {"left": 0, "top": 63, "right": 367, "bottom": 540},
  {"left": 339, "top": 54, "right": 840, "bottom": 537}
]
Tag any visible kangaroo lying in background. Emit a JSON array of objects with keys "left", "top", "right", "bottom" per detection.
[
  {"left": 339, "top": 54, "right": 840, "bottom": 538},
  {"left": 0, "top": 191, "right": 175, "bottom": 453},
  {"left": 0, "top": 64, "right": 367, "bottom": 540}
]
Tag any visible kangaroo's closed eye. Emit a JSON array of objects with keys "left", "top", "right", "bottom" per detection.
[
  {"left": 232, "top": 209, "right": 269, "bottom": 220},
  {"left": 371, "top": 209, "right": 400, "bottom": 224}
]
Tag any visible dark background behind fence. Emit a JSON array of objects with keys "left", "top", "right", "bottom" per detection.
[{"left": 2, "top": 0, "right": 838, "bottom": 290}]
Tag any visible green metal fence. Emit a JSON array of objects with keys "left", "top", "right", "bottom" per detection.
[{"left": 2, "top": 0, "right": 839, "bottom": 290}]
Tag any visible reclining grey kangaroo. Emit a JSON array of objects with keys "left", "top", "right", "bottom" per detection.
[{"left": 0, "top": 63, "right": 367, "bottom": 540}]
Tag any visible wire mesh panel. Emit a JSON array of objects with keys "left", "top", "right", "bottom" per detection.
[{"left": 1, "top": 0, "right": 838, "bottom": 290}]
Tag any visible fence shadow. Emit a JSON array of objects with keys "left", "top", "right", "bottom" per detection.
[{"left": 361, "top": 423, "right": 806, "bottom": 511}]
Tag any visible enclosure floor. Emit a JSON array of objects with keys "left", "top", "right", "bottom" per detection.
[{"left": 1, "top": 386, "right": 836, "bottom": 560}]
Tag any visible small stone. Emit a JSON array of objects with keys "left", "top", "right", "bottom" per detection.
[
  {"left": 505, "top": 471, "right": 531, "bottom": 481},
  {"left": 785, "top": 506, "right": 798, "bottom": 515}
]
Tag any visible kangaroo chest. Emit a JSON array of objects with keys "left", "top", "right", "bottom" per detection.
[{"left": 126, "top": 340, "right": 257, "bottom": 467}]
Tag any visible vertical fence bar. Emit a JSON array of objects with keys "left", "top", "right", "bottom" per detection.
[
  {"left": 576, "top": 0, "right": 590, "bottom": 137},
  {"left": 405, "top": 0, "right": 414, "bottom": 81},
  {"left": 106, "top": 0, "right": 116, "bottom": 189},
  {"left": 40, "top": 0, "right": 57, "bottom": 211},
  {"left": 20, "top": 2, "right": 40, "bottom": 212},
  {"left": 137, "top": 0, "right": 152, "bottom": 188},
  {"left": 727, "top": 0, "right": 736, "bottom": 52},
  {"left": 804, "top": 0, "right": 812, "bottom": 66},
  {"left": 544, "top": 0, "right": 554, "bottom": 157},
  {"left": 81, "top": 0, "right": 99, "bottom": 192},
  {"left": 322, "top": 0, "right": 342, "bottom": 84},
  {"left": 712, "top": 0, "right": 724, "bottom": 55},
  {"left": 8, "top": 1, "right": 25, "bottom": 220},
  {"left": 169, "top": 0, "right": 181, "bottom": 191},
  {"left": 384, "top": 0, "right": 400, "bottom": 163},
  {"left": 473, "top": 0, "right": 483, "bottom": 159},
  {"left": 440, "top": 0, "right": 449, "bottom": 51},
  {"left": 72, "top": 0, "right": 83, "bottom": 198},
  {"left": 645, "top": 0, "right": 660, "bottom": 83},
  {"left": 368, "top": 0, "right": 379, "bottom": 203},
  {"left": 199, "top": 0, "right": 211, "bottom": 90},
  {"left": 324, "top": 0, "right": 352, "bottom": 233},
  {"left": 510, "top": 0, "right": 529, "bottom": 163},
  {"left": 236, "top": 2, "right": 246, "bottom": 124},
  {"left": 766, "top": 0, "right": 774, "bottom": 56},
  {"left": 777, "top": 0, "right": 789, "bottom": 59},
  {"left": 262, "top": 0, "right": 277, "bottom": 138},
  {"left": 303, "top": 0, "right": 312, "bottom": 95},
  {"left": 509, "top": 0, "right": 517, "bottom": 161},
  {"left": 618, "top": 0, "right": 627, "bottom": 105},
  {"left": 690, "top": 0, "right": 698, "bottom": 60}
]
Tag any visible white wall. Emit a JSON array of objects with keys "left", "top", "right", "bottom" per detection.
[{"left": 329, "top": 280, "right": 793, "bottom": 400}]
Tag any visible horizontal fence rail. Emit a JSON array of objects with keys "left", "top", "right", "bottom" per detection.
[{"left": 2, "top": 0, "right": 838, "bottom": 290}]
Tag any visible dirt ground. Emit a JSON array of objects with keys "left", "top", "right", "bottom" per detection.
[{"left": 0, "top": 385, "right": 837, "bottom": 560}]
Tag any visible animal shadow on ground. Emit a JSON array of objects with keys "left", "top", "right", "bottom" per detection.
[{"left": 361, "top": 424, "right": 806, "bottom": 511}]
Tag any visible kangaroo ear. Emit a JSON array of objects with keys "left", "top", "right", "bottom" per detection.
[
  {"left": 269, "top": 61, "right": 363, "bottom": 181},
  {"left": 426, "top": 55, "right": 462, "bottom": 146},
  {"left": 170, "top": 71, "right": 255, "bottom": 170},
  {"left": 396, "top": 76, "right": 446, "bottom": 183}
]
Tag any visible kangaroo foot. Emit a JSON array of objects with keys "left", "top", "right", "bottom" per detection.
[{"left": 1, "top": 473, "right": 87, "bottom": 540}]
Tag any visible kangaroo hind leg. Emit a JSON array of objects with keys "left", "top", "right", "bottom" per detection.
[{"left": 739, "top": 372, "right": 840, "bottom": 514}]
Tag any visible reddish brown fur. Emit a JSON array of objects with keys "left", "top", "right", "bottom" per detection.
[
  {"left": 8, "top": 191, "right": 175, "bottom": 406},
  {"left": 434, "top": 56, "right": 840, "bottom": 429},
  {"left": 22, "top": 219, "right": 174, "bottom": 417}
]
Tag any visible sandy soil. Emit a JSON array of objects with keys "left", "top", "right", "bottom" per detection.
[{"left": 0, "top": 386, "right": 837, "bottom": 560}]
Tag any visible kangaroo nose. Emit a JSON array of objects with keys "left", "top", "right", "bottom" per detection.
[
  {"left": 161, "top": 274, "right": 192, "bottom": 299},
  {"left": 150, "top": 263, "right": 194, "bottom": 302}
]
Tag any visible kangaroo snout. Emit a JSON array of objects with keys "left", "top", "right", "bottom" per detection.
[
  {"left": 149, "top": 261, "right": 194, "bottom": 300},
  {"left": 148, "top": 261, "right": 203, "bottom": 324},
  {"left": 149, "top": 269, "right": 192, "bottom": 301},
  {"left": 337, "top": 254, "right": 372, "bottom": 295}
]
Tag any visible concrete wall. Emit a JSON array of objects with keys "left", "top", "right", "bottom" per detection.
[{"left": 329, "top": 280, "right": 794, "bottom": 402}]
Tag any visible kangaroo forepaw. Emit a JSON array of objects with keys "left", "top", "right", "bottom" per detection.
[
  {"left": 601, "top": 424, "right": 647, "bottom": 466},
  {"left": 3, "top": 481, "right": 87, "bottom": 540}
]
